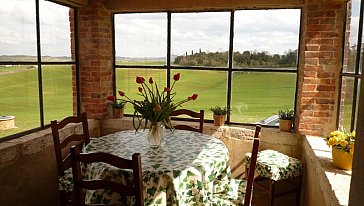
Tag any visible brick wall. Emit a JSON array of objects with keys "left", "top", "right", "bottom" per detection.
[
  {"left": 70, "top": 9, "right": 77, "bottom": 116},
  {"left": 297, "top": 1, "right": 346, "bottom": 136},
  {"left": 72, "top": 0, "right": 113, "bottom": 119}
]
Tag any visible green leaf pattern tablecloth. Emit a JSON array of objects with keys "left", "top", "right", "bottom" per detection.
[{"left": 82, "top": 130, "right": 232, "bottom": 205}]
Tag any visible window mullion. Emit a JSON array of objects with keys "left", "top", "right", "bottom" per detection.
[
  {"left": 167, "top": 12, "right": 171, "bottom": 88},
  {"left": 35, "top": 0, "right": 44, "bottom": 128},
  {"left": 226, "top": 10, "right": 234, "bottom": 123}
]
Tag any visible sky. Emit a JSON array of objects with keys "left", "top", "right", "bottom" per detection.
[{"left": 0, "top": 0, "right": 361, "bottom": 58}]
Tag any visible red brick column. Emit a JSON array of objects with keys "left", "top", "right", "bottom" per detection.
[
  {"left": 297, "top": 1, "right": 346, "bottom": 136},
  {"left": 72, "top": 0, "right": 113, "bottom": 119}
]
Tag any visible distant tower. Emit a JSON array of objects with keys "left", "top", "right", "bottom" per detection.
[{"left": 192, "top": 50, "right": 194, "bottom": 55}]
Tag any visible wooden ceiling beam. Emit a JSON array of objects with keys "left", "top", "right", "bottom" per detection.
[
  {"left": 47, "top": 0, "right": 88, "bottom": 7},
  {"left": 104, "top": 0, "right": 305, "bottom": 12}
]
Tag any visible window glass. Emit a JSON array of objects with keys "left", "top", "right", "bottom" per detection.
[
  {"left": 114, "top": 10, "right": 298, "bottom": 125},
  {"left": 0, "top": 65, "right": 40, "bottom": 138},
  {"left": 234, "top": 9, "right": 300, "bottom": 69},
  {"left": 171, "top": 70, "right": 227, "bottom": 119},
  {"left": 353, "top": 79, "right": 361, "bottom": 129},
  {"left": 116, "top": 68, "right": 167, "bottom": 114},
  {"left": 115, "top": 13, "right": 167, "bottom": 66},
  {"left": 0, "top": 0, "right": 37, "bottom": 61},
  {"left": 171, "top": 12, "right": 230, "bottom": 67},
  {"left": 344, "top": 0, "right": 361, "bottom": 73},
  {"left": 43, "top": 65, "right": 73, "bottom": 124},
  {"left": 40, "top": 0, "right": 72, "bottom": 62},
  {"left": 339, "top": 76, "right": 355, "bottom": 129},
  {"left": 231, "top": 72, "right": 296, "bottom": 123}
]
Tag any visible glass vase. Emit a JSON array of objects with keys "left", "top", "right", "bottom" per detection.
[{"left": 148, "top": 122, "right": 165, "bottom": 149}]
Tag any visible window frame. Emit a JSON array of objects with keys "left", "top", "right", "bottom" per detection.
[
  {"left": 113, "top": 9, "right": 301, "bottom": 126},
  {"left": 0, "top": 0, "right": 80, "bottom": 142},
  {"left": 338, "top": 1, "right": 364, "bottom": 131}
]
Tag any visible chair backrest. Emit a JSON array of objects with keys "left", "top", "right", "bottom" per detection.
[
  {"left": 70, "top": 146, "right": 144, "bottom": 206},
  {"left": 169, "top": 109, "right": 204, "bottom": 133},
  {"left": 51, "top": 112, "right": 90, "bottom": 176},
  {"left": 244, "top": 125, "right": 261, "bottom": 206}
]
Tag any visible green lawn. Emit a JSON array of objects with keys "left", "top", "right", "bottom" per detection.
[
  {"left": 1, "top": 64, "right": 297, "bottom": 138},
  {"left": 0, "top": 65, "right": 73, "bottom": 138},
  {"left": 116, "top": 68, "right": 297, "bottom": 122}
]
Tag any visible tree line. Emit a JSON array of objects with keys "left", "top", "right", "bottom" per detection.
[{"left": 174, "top": 49, "right": 298, "bottom": 68}]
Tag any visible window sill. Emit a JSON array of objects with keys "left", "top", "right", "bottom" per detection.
[{"left": 303, "top": 136, "right": 351, "bottom": 206}]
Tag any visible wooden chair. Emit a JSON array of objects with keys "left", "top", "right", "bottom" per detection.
[
  {"left": 245, "top": 126, "right": 303, "bottom": 206},
  {"left": 208, "top": 125, "right": 261, "bottom": 206},
  {"left": 51, "top": 112, "right": 90, "bottom": 206},
  {"left": 169, "top": 109, "right": 204, "bottom": 133},
  {"left": 70, "top": 146, "right": 144, "bottom": 206}
]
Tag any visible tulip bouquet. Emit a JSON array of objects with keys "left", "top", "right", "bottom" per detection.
[{"left": 118, "top": 73, "right": 198, "bottom": 131}]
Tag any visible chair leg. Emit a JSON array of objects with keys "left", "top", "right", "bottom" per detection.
[
  {"left": 268, "top": 179, "right": 275, "bottom": 206},
  {"left": 245, "top": 166, "right": 249, "bottom": 180},
  {"left": 296, "top": 175, "right": 302, "bottom": 206},
  {"left": 59, "top": 190, "right": 67, "bottom": 206}
]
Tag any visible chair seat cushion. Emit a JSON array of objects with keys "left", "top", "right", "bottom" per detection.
[
  {"left": 245, "top": 149, "right": 303, "bottom": 181},
  {"left": 58, "top": 168, "right": 73, "bottom": 192},
  {"left": 208, "top": 178, "right": 246, "bottom": 206}
]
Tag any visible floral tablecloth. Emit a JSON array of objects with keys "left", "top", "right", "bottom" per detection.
[{"left": 82, "top": 129, "right": 232, "bottom": 205}]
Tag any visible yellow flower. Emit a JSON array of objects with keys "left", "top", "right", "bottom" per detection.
[
  {"left": 352, "top": 131, "right": 356, "bottom": 138},
  {"left": 330, "top": 131, "right": 341, "bottom": 136},
  {"left": 328, "top": 138, "right": 337, "bottom": 146},
  {"left": 339, "top": 140, "right": 348, "bottom": 147}
]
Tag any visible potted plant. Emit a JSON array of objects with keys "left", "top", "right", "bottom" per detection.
[
  {"left": 106, "top": 95, "right": 126, "bottom": 118},
  {"left": 278, "top": 109, "right": 295, "bottom": 132},
  {"left": 209, "top": 106, "right": 230, "bottom": 126},
  {"left": 325, "top": 128, "right": 355, "bottom": 170}
]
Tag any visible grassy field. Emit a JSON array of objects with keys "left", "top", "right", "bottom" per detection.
[
  {"left": 0, "top": 65, "right": 73, "bottom": 138},
  {"left": 0, "top": 64, "right": 297, "bottom": 138},
  {"left": 116, "top": 68, "right": 297, "bottom": 122}
]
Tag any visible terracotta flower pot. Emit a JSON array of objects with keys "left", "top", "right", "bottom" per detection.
[
  {"left": 332, "top": 147, "right": 353, "bottom": 170},
  {"left": 213, "top": 115, "right": 225, "bottom": 126},
  {"left": 113, "top": 108, "right": 124, "bottom": 118},
  {"left": 279, "top": 119, "right": 293, "bottom": 132}
]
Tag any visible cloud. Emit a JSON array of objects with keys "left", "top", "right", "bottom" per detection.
[
  {"left": 115, "top": 9, "right": 301, "bottom": 57},
  {"left": 0, "top": 0, "right": 71, "bottom": 57},
  {"left": 115, "top": 13, "right": 167, "bottom": 58},
  {"left": 0, "top": 3, "right": 357, "bottom": 59}
]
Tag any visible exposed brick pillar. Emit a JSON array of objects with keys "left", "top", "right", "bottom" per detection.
[
  {"left": 297, "top": 1, "right": 346, "bottom": 136},
  {"left": 70, "top": 9, "right": 77, "bottom": 116},
  {"left": 71, "top": 0, "right": 113, "bottom": 119}
]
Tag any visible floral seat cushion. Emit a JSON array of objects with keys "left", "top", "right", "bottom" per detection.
[
  {"left": 208, "top": 178, "right": 246, "bottom": 206},
  {"left": 245, "top": 149, "right": 303, "bottom": 181},
  {"left": 58, "top": 168, "right": 73, "bottom": 192}
]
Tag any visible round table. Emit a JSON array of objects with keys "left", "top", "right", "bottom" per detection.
[{"left": 83, "top": 129, "right": 232, "bottom": 205}]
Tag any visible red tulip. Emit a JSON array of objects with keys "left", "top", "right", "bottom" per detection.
[
  {"left": 118, "top": 91, "right": 125, "bottom": 96},
  {"left": 164, "top": 87, "right": 171, "bottom": 93},
  {"left": 173, "top": 73, "right": 180, "bottom": 81},
  {"left": 188, "top": 94, "right": 198, "bottom": 100},
  {"left": 136, "top": 76, "right": 145, "bottom": 84},
  {"left": 138, "top": 87, "right": 143, "bottom": 93},
  {"left": 149, "top": 77, "right": 153, "bottom": 84},
  {"left": 154, "top": 104, "right": 161, "bottom": 111},
  {"left": 106, "top": 96, "right": 115, "bottom": 101}
]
